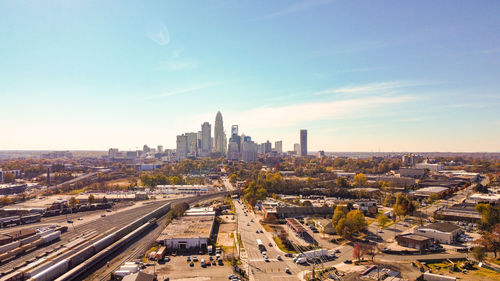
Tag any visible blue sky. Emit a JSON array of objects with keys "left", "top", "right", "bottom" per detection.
[{"left": 1, "top": 0, "right": 499, "bottom": 152}]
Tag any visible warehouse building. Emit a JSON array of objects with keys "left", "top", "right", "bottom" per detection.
[
  {"left": 156, "top": 215, "right": 215, "bottom": 251},
  {"left": 395, "top": 234, "right": 434, "bottom": 250},
  {"left": 414, "top": 222, "right": 463, "bottom": 244}
]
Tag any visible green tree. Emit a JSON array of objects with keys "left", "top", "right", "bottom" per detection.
[
  {"left": 3, "top": 172, "right": 15, "bottom": 183},
  {"left": 475, "top": 204, "right": 500, "bottom": 231},
  {"left": 88, "top": 194, "right": 95, "bottom": 204},
  {"left": 377, "top": 214, "right": 390, "bottom": 228}
]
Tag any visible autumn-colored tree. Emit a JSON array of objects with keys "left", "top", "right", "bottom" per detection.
[
  {"left": 248, "top": 197, "right": 257, "bottom": 209},
  {"left": 229, "top": 174, "right": 238, "bottom": 185},
  {"left": 473, "top": 246, "right": 486, "bottom": 262},
  {"left": 69, "top": 196, "right": 79, "bottom": 208},
  {"left": 353, "top": 173, "right": 367, "bottom": 187},
  {"left": 3, "top": 172, "right": 15, "bottom": 183}
]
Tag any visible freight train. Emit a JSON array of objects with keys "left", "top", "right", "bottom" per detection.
[
  {"left": 0, "top": 226, "right": 67, "bottom": 263},
  {"left": 3, "top": 202, "right": 171, "bottom": 281},
  {"left": 0, "top": 215, "right": 42, "bottom": 228}
]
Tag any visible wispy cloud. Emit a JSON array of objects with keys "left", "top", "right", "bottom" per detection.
[
  {"left": 148, "top": 83, "right": 218, "bottom": 99},
  {"left": 210, "top": 95, "right": 413, "bottom": 131},
  {"left": 147, "top": 24, "right": 170, "bottom": 45},
  {"left": 313, "top": 81, "right": 418, "bottom": 95}
]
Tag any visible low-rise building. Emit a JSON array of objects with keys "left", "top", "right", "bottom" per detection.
[
  {"left": 414, "top": 186, "right": 449, "bottom": 198},
  {"left": 399, "top": 168, "right": 426, "bottom": 178},
  {"left": 468, "top": 193, "right": 500, "bottom": 204},
  {"left": 414, "top": 222, "right": 463, "bottom": 244},
  {"left": 157, "top": 215, "right": 215, "bottom": 250},
  {"left": 0, "top": 184, "right": 27, "bottom": 195},
  {"left": 395, "top": 234, "right": 434, "bottom": 250}
]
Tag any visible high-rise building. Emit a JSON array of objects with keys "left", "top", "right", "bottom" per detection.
[
  {"left": 274, "top": 140, "right": 283, "bottom": 154},
  {"left": 264, "top": 140, "right": 272, "bottom": 154},
  {"left": 214, "top": 111, "right": 226, "bottom": 155},
  {"left": 157, "top": 145, "right": 164, "bottom": 153},
  {"left": 294, "top": 143, "right": 300, "bottom": 155},
  {"left": 186, "top": 132, "right": 198, "bottom": 157},
  {"left": 300, "top": 129, "right": 308, "bottom": 156},
  {"left": 108, "top": 148, "right": 119, "bottom": 159},
  {"left": 242, "top": 140, "right": 258, "bottom": 162},
  {"left": 143, "top": 144, "right": 150, "bottom": 153},
  {"left": 176, "top": 134, "right": 188, "bottom": 161},
  {"left": 201, "top": 122, "right": 212, "bottom": 157},
  {"left": 231, "top": 125, "right": 238, "bottom": 136}
]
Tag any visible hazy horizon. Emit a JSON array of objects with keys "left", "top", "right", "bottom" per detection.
[{"left": 1, "top": 1, "right": 499, "bottom": 152}]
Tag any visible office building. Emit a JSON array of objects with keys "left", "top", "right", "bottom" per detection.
[
  {"left": 108, "top": 148, "right": 119, "bottom": 159},
  {"left": 185, "top": 132, "right": 198, "bottom": 157},
  {"left": 214, "top": 111, "right": 226, "bottom": 155},
  {"left": 231, "top": 125, "right": 238, "bottom": 136},
  {"left": 176, "top": 134, "right": 188, "bottom": 161},
  {"left": 274, "top": 141, "right": 283, "bottom": 154},
  {"left": 294, "top": 143, "right": 300, "bottom": 155},
  {"left": 143, "top": 145, "right": 150, "bottom": 153},
  {"left": 300, "top": 129, "right": 307, "bottom": 156},
  {"left": 200, "top": 122, "right": 212, "bottom": 157},
  {"left": 242, "top": 140, "right": 258, "bottom": 162},
  {"left": 157, "top": 145, "right": 164, "bottom": 153},
  {"left": 227, "top": 142, "right": 240, "bottom": 161},
  {"left": 264, "top": 140, "right": 272, "bottom": 154}
]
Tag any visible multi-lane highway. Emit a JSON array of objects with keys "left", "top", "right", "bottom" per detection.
[{"left": 234, "top": 199, "right": 301, "bottom": 281}]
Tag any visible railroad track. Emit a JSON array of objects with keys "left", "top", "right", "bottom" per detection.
[
  {"left": 96, "top": 214, "right": 169, "bottom": 281},
  {"left": 0, "top": 201, "right": 169, "bottom": 273}
]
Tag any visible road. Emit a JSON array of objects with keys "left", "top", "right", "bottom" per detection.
[{"left": 234, "top": 199, "right": 300, "bottom": 281}]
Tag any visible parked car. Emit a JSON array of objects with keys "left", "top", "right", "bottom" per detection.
[
  {"left": 284, "top": 253, "right": 293, "bottom": 258},
  {"left": 277, "top": 255, "right": 282, "bottom": 261},
  {"left": 285, "top": 267, "right": 291, "bottom": 274},
  {"left": 186, "top": 256, "right": 191, "bottom": 261},
  {"left": 189, "top": 262, "right": 194, "bottom": 267},
  {"left": 192, "top": 256, "right": 198, "bottom": 262}
]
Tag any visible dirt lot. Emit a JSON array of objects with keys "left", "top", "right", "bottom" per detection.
[
  {"left": 427, "top": 261, "right": 500, "bottom": 281},
  {"left": 217, "top": 215, "right": 236, "bottom": 254}
]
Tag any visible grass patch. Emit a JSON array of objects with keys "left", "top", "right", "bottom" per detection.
[
  {"left": 261, "top": 223, "right": 273, "bottom": 233},
  {"left": 273, "top": 237, "right": 297, "bottom": 254}
]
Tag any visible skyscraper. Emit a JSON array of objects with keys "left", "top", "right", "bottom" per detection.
[
  {"left": 201, "top": 122, "right": 212, "bottom": 157},
  {"left": 300, "top": 129, "right": 308, "bottom": 156},
  {"left": 231, "top": 125, "right": 238, "bottom": 136},
  {"left": 214, "top": 111, "right": 226, "bottom": 155}
]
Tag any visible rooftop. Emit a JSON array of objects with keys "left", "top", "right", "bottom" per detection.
[
  {"left": 418, "top": 222, "right": 461, "bottom": 233},
  {"left": 157, "top": 215, "right": 214, "bottom": 240}
]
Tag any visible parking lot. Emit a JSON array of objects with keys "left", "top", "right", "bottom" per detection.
[{"left": 146, "top": 254, "right": 235, "bottom": 281}]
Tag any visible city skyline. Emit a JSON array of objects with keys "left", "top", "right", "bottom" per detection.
[{"left": 1, "top": 1, "right": 499, "bottom": 152}]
